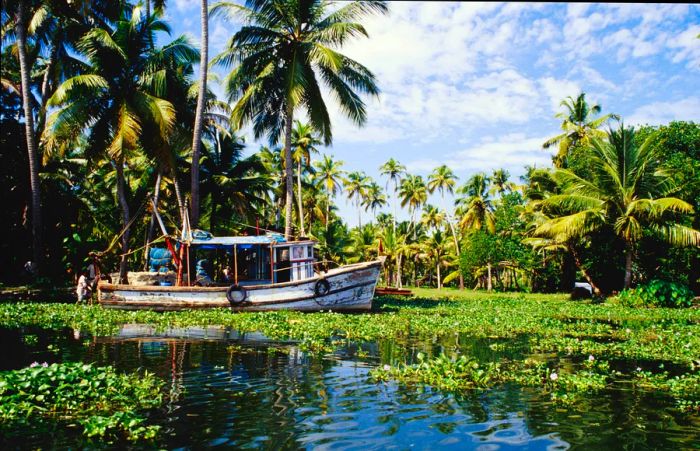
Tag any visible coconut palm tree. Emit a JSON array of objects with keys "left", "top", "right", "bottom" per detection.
[
  {"left": 362, "top": 181, "right": 387, "bottom": 221},
  {"left": 543, "top": 93, "right": 619, "bottom": 168},
  {"left": 189, "top": 0, "right": 209, "bottom": 227},
  {"left": 455, "top": 173, "right": 496, "bottom": 290},
  {"left": 489, "top": 168, "right": 516, "bottom": 197},
  {"left": 398, "top": 174, "right": 428, "bottom": 237},
  {"left": 44, "top": 6, "right": 196, "bottom": 282},
  {"left": 212, "top": 0, "right": 388, "bottom": 239},
  {"left": 455, "top": 173, "right": 495, "bottom": 234},
  {"left": 420, "top": 204, "right": 444, "bottom": 231},
  {"left": 313, "top": 154, "right": 344, "bottom": 227},
  {"left": 291, "top": 121, "right": 321, "bottom": 236},
  {"left": 380, "top": 157, "right": 405, "bottom": 231},
  {"left": 534, "top": 124, "right": 700, "bottom": 289},
  {"left": 345, "top": 171, "right": 370, "bottom": 229},
  {"left": 427, "top": 164, "right": 457, "bottom": 197},
  {"left": 426, "top": 164, "right": 463, "bottom": 288},
  {"left": 7, "top": 0, "right": 43, "bottom": 271},
  {"left": 423, "top": 229, "right": 450, "bottom": 289}
]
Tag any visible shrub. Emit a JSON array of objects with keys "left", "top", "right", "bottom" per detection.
[{"left": 615, "top": 279, "right": 694, "bottom": 308}]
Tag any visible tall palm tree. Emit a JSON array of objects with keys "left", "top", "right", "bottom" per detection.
[
  {"left": 426, "top": 164, "right": 463, "bottom": 288},
  {"left": 44, "top": 6, "right": 195, "bottom": 282},
  {"left": 534, "top": 125, "right": 700, "bottom": 289},
  {"left": 345, "top": 171, "right": 370, "bottom": 229},
  {"left": 362, "top": 181, "right": 387, "bottom": 221},
  {"left": 379, "top": 157, "right": 405, "bottom": 231},
  {"left": 398, "top": 174, "right": 428, "bottom": 237},
  {"left": 291, "top": 121, "right": 321, "bottom": 236},
  {"left": 427, "top": 164, "right": 457, "bottom": 197},
  {"left": 9, "top": 0, "right": 42, "bottom": 271},
  {"left": 212, "top": 0, "right": 388, "bottom": 239},
  {"left": 543, "top": 92, "right": 619, "bottom": 168},
  {"left": 313, "top": 154, "right": 344, "bottom": 227},
  {"left": 190, "top": 0, "right": 209, "bottom": 227}
]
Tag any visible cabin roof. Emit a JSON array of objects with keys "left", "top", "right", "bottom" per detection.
[
  {"left": 188, "top": 234, "right": 316, "bottom": 249},
  {"left": 190, "top": 235, "right": 285, "bottom": 246}
]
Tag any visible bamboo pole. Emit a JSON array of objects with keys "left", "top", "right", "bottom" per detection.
[{"left": 234, "top": 244, "right": 238, "bottom": 285}]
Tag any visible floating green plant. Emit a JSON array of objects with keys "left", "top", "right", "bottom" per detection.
[{"left": 0, "top": 362, "right": 165, "bottom": 443}]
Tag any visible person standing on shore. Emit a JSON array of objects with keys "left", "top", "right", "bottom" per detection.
[{"left": 76, "top": 270, "right": 89, "bottom": 304}]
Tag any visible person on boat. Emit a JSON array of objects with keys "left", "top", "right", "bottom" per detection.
[
  {"left": 222, "top": 266, "right": 233, "bottom": 283},
  {"left": 76, "top": 269, "right": 90, "bottom": 304}
]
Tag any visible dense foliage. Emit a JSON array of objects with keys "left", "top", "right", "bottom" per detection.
[{"left": 1, "top": 1, "right": 698, "bottom": 298}]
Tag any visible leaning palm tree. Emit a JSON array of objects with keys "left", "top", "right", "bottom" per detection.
[
  {"left": 534, "top": 125, "right": 700, "bottom": 289},
  {"left": 345, "top": 171, "right": 370, "bottom": 229},
  {"left": 212, "top": 0, "right": 388, "bottom": 239},
  {"left": 427, "top": 164, "right": 457, "bottom": 197},
  {"left": 543, "top": 93, "right": 619, "bottom": 168},
  {"left": 313, "top": 154, "right": 345, "bottom": 227},
  {"left": 380, "top": 157, "right": 405, "bottom": 231},
  {"left": 44, "top": 6, "right": 195, "bottom": 283},
  {"left": 291, "top": 121, "right": 321, "bottom": 236}
]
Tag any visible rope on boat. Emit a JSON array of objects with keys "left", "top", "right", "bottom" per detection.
[{"left": 94, "top": 197, "right": 150, "bottom": 257}]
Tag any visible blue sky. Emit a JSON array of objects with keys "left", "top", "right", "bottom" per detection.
[{"left": 163, "top": 2, "right": 700, "bottom": 227}]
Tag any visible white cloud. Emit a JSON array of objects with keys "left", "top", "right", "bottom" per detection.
[
  {"left": 626, "top": 97, "right": 700, "bottom": 126},
  {"left": 406, "top": 133, "right": 553, "bottom": 175}
]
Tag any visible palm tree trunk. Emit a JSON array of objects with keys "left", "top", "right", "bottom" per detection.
[
  {"left": 437, "top": 261, "right": 441, "bottom": 289},
  {"left": 393, "top": 182, "right": 398, "bottom": 232},
  {"left": 487, "top": 262, "right": 492, "bottom": 292},
  {"left": 297, "top": 160, "right": 305, "bottom": 236},
  {"left": 283, "top": 104, "right": 294, "bottom": 239},
  {"left": 115, "top": 161, "right": 130, "bottom": 284},
  {"left": 447, "top": 216, "right": 464, "bottom": 290},
  {"left": 190, "top": 0, "right": 208, "bottom": 228},
  {"left": 569, "top": 245, "right": 602, "bottom": 296},
  {"left": 357, "top": 198, "right": 362, "bottom": 229},
  {"left": 624, "top": 244, "right": 634, "bottom": 289},
  {"left": 15, "top": 1, "right": 42, "bottom": 273},
  {"left": 397, "top": 254, "right": 402, "bottom": 289}
]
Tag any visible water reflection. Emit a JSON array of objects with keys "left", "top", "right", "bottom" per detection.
[{"left": 1, "top": 326, "right": 698, "bottom": 449}]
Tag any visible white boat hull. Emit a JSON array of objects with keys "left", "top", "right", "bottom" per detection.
[{"left": 98, "top": 259, "right": 384, "bottom": 312}]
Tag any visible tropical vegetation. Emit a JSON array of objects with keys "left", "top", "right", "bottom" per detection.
[{"left": 1, "top": 0, "right": 698, "bottom": 302}]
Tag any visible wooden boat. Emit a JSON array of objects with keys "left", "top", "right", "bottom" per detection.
[
  {"left": 98, "top": 232, "right": 385, "bottom": 312},
  {"left": 374, "top": 287, "right": 413, "bottom": 296}
]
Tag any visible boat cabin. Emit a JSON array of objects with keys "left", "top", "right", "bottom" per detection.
[{"left": 176, "top": 234, "right": 317, "bottom": 287}]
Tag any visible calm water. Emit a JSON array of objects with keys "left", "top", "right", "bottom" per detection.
[{"left": 2, "top": 325, "right": 699, "bottom": 450}]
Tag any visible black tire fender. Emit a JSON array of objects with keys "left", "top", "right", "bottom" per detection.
[
  {"left": 314, "top": 279, "right": 331, "bottom": 297},
  {"left": 226, "top": 284, "right": 247, "bottom": 304}
]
